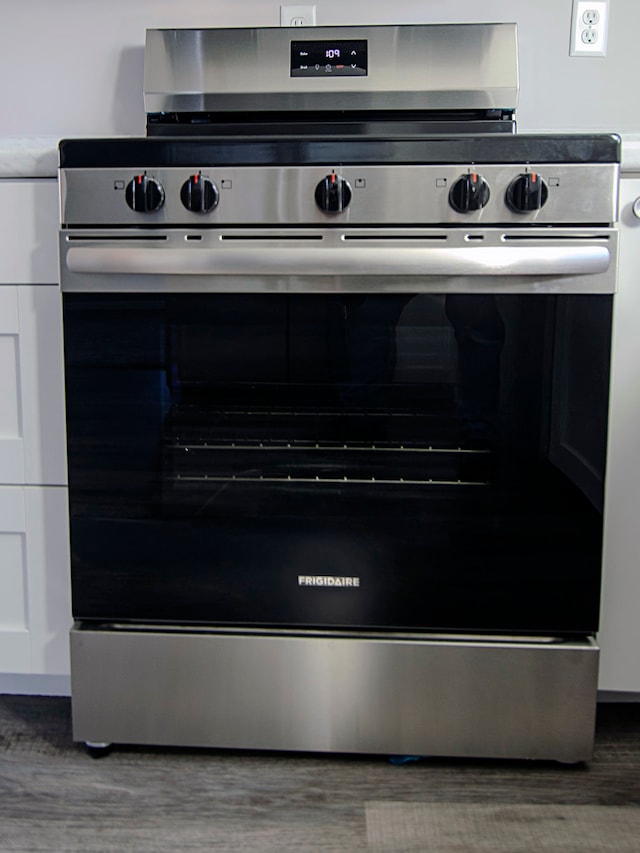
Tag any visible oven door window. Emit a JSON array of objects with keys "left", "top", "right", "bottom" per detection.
[{"left": 63, "top": 292, "right": 611, "bottom": 634}]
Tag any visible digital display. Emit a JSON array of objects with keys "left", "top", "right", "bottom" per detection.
[{"left": 291, "top": 40, "right": 368, "bottom": 77}]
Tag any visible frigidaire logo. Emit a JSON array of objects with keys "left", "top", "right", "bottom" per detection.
[{"left": 298, "top": 576, "right": 360, "bottom": 588}]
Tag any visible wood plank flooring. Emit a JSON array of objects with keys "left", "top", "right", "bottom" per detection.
[{"left": 0, "top": 697, "right": 639, "bottom": 851}]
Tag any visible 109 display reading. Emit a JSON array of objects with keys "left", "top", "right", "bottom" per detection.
[{"left": 291, "top": 40, "right": 368, "bottom": 77}]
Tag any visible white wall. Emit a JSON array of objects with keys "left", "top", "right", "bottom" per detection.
[{"left": 0, "top": 0, "right": 639, "bottom": 138}]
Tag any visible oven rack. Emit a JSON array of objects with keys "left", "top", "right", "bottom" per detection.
[
  {"left": 166, "top": 438, "right": 494, "bottom": 488},
  {"left": 169, "top": 473, "right": 488, "bottom": 487},
  {"left": 170, "top": 440, "right": 491, "bottom": 453}
]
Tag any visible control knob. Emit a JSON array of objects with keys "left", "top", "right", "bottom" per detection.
[
  {"left": 449, "top": 173, "right": 491, "bottom": 213},
  {"left": 315, "top": 172, "right": 352, "bottom": 213},
  {"left": 180, "top": 174, "right": 219, "bottom": 213},
  {"left": 125, "top": 174, "right": 165, "bottom": 213},
  {"left": 506, "top": 172, "right": 549, "bottom": 213}
]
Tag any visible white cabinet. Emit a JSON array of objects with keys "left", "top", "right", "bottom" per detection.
[
  {"left": 0, "top": 487, "right": 70, "bottom": 674},
  {"left": 0, "top": 179, "right": 63, "bottom": 486},
  {"left": 599, "top": 176, "right": 640, "bottom": 692},
  {"left": 0, "top": 180, "right": 58, "bottom": 284},
  {"left": 0, "top": 488, "right": 30, "bottom": 671},
  {"left": 0, "top": 285, "right": 67, "bottom": 486},
  {"left": 0, "top": 287, "right": 23, "bottom": 482},
  {"left": 0, "top": 179, "right": 71, "bottom": 679}
]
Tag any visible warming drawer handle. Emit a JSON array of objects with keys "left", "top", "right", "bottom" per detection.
[{"left": 65, "top": 245, "right": 611, "bottom": 277}]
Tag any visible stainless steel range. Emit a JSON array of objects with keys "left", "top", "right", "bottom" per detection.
[{"left": 59, "top": 24, "right": 620, "bottom": 761}]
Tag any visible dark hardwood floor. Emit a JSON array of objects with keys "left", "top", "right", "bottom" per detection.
[{"left": 1, "top": 697, "right": 639, "bottom": 851}]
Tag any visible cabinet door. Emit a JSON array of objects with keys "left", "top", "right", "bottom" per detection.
[
  {"left": 0, "top": 486, "right": 71, "bottom": 675},
  {"left": 0, "top": 287, "right": 25, "bottom": 484},
  {"left": 24, "top": 487, "right": 71, "bottom": 674},
  {"left": 18, "top": 286, "right": 67, "bottom": 485},
  {"left": 0, "top": 285, "right": 67, "bottom": 486},
  {"left": 0, "top": 179, "right": 64, "bottom": 486},
  {"left": 0, "top": 488, "right": 30, "bottom": 671},
  {"left": 0, "top": 180, "right": 58, "bottom": 285},
  {"left": 599, "top": 177, "right": 640, "bottom": 692}
]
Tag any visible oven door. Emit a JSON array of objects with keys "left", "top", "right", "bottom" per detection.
[{"left": 60, "top": 229, "right": 615, "bottom": 635}]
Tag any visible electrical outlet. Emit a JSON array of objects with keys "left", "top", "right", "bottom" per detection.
[
  {"left": 280, "top": 5, "right": 316, "bottom": 27},
  {"left": 570, "top": 0, "right": 609, "bottom": 56}
]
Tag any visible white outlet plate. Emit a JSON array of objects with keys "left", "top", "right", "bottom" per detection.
[
  {"left": 570, "top": 0, "right": 609, "bottom": 56},
  {"left": 280, "top": 5, "right": 316, "bottom": 27}
]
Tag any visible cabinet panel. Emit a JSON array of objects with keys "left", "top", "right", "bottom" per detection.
[
  {"left": 0, "top": 486, "right": 70, "bottom": 675},
  {"left": 18, "top": 286, "right": 67, "bottom": 485},
  {"left": 599, "top": 177, "right": 640, "bottom": 691},
  {"left": 0, "top": 286, "right": 19, "bottom": 331},
  {"left": 0, "top": 334, "right": 25, "bottom": 483},
  {"left": 0, "top": 336, "right": 20, "bottom": 436},
  {"left": 0, "top": 533, "right": 27, "bottom": 629},
  {"left": 25, "top": 487, "right": 71, "bottom": 674},
  {"left": 0, "top": 285, "right": 66, "bottom": 486},
  {"left": 0, "top": 488, "right": 30, "bottom": 672},
  {"left": 0, "top": 286, "right": 25, "bottom": 483},
  {"left": 0, "top": 180, "right": 58, "bottom": 285}
]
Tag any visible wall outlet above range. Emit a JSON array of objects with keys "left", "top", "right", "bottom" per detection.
[
  {"left": 570, "top": 0, "right": 609, "bottom": 56},
  {"left": 280, "top": 5, "right": 317, "bottom": 27}
]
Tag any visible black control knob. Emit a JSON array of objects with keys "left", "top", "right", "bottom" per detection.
[
  {"left": 506, "top": 172, "right": 549, "bottom": 213},
  {"left": 449, "top": 173, "right": 491, "bottom": 213},
  {"left": 125, "top": 174, "right": 165, "bottom": 213},
  {"left": 315, "top": 173, "right": 352, "bottom": 213},
  {"left": 180, "top": 174, "right": 219, "bottom": 213}
]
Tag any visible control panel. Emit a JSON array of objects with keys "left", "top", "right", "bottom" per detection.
[{"left": 60, "top": 163, "right": 619, "bottom": 227}]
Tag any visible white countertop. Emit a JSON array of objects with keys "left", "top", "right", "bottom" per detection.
[
  {"left": 2, "top": 133, "right": 640, "bottom": 180},
  {"left": 0, "top": 137, "right": 59, "bottom": 178},
  {"left": 621, "top": 135, "right": 640, "bottom": 173}
]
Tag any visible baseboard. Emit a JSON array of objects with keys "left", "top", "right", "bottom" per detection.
[{"left": 0, "top": 674, "right": 71, "bottom": 696}]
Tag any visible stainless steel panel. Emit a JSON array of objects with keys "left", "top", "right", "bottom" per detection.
[
  {"left": 59, "top": 164, "right": 620, "bottom": 227},
  {"left": 70, "top": 626, "right": 599, "bottom": 761},
  {"left": 59, "top": 228, "right": 618, "bottom": 294},
  {"left": 143, "top": 24, "right": 518, "bottom": 114}
]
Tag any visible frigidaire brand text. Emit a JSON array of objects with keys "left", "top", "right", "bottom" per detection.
[{"left": 298, "top": 576, "right": 361, "bottom": 588}]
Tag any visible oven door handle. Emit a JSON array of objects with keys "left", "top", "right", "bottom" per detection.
[{"left": 64, "top": 244, "right": 611, "bottom": 278}]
